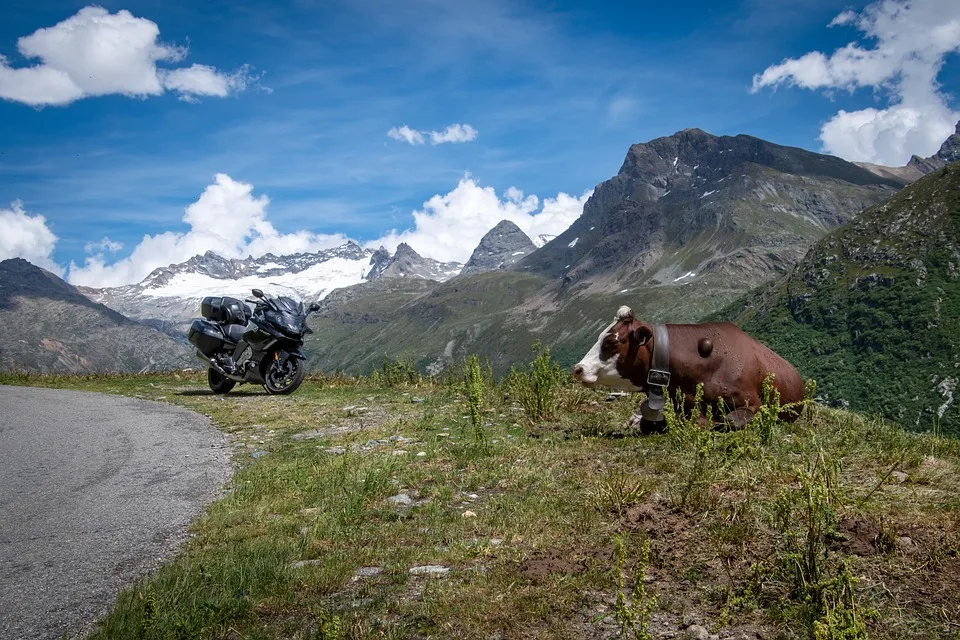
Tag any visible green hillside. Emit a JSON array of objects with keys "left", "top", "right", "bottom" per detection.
[{"left": 722, "top": 163, "right": 960, "bottom": 435}]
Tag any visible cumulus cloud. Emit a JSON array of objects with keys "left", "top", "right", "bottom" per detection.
[
  {"left": 368, "top": 176, "right": 592, "bottom": 263},
  {"left": 0, "top": 6, "right": 254, "bottom": 107},
  {"left": 67, "top": 174, "right": 349, "bottom": 287},
  {"left": 387, "top": 123, "right": 478, "bottom": 145},
  {"left": 0, "top": 200, "right": 62, "bottom": 274},
  {"left": 752, "top": 0, "right": 960, "bottom": 165}
]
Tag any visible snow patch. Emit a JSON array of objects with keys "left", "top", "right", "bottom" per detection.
[
  {"left": 673, "top": 271, "right": 696, "bottom": 282},
  {"left": 144, "top": 255, "right": 371, "bottom": 301},
  {"left": 700, "top": 190, "right": 716, "bottom": 198},
  {"left": 568, "top": 237, "right": 579, "bottom": 248}
]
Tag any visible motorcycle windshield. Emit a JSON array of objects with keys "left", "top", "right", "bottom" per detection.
[{"left": 274, "top": 296, "right": 305, "bottom": 317}]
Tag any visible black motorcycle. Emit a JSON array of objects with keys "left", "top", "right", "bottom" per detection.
[{"left": 187, "top": 288, "right": 320, "bottom": 395}]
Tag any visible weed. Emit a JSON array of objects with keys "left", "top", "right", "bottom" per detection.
[
  {"left": 811, "top": 563, "right": 869, "bottom": 640},
  {"left": 465, "top": 354, "right": 486, "bottom": 445},
  {"left": 502, "top": 341, "right": 568, "bottom": 423},
  {"left": 612, "top": 535, "right": 658, "bottom": 640},
  {"left": 773, "top": 445, "right": 840, "bottom": 598},
  {"left": 592, "top": 471, "right": 647, "bottom": 516}
]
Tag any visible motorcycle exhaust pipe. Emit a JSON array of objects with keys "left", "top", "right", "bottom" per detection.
[{"left": 195, "top": 351, "right": 246, "bottom": 382}]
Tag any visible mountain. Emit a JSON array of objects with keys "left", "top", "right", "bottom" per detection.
[
  {"left": 459, "top": 220, "right": 537, "bottom": 276},
  {"left": 516, "top": 128, "right": 901, "bottom": 305},
  {"left": 365, "top": 242, "right": 462, "bottom": 281},
  {"left": 720, "top": 161, "right": 960, "bottom": 435},
  {"left": 856, "top": 120, "right": 960, "bottom": 183},
  {"left": 305, "top": 127, "right": 915, "bottom": 375},
  {"left": 80, "top": 242, "right": 463, "bottom": 339},
  {"left": 0, "top": 258, "right": 191, "bottom": 373}
]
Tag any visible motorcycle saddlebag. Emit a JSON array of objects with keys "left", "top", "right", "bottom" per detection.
[
  {"left": 200, "top": 296, "right": 251, "bottom": 325},
  {"left": 188, "top": 319, "right": 226, "bottom": 356}
]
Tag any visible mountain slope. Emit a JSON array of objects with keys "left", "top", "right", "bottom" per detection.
[
  {"left": 306, "top": 128, "right": 917, "bottom": 376},
  {"left": 517, "top": 128, "right": 901, "bottom": 294},
  {"left": 721, "top": 162, "right": 960, "bottom": 434},
  {"left": 0, "top": 259, "right": 191, "bottom": 373}
]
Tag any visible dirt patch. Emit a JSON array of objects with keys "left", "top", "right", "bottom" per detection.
[
  {"left": 832, "top": 517, "right": 882, "bottom": 557},
  {"left": 519, "top": 547, "right": 614, "bottom": 582}
]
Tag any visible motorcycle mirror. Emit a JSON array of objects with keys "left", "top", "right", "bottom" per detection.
[
  {"left": 252, "top": 288, "right": 264, "bottom": 298},
  {"left": 309, "top": 302, "right": 321, "bottom": 312}
]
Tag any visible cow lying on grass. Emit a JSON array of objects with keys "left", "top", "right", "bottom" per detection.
[{"left": 572, "top": 306, "right": 804, "bottom": 432}]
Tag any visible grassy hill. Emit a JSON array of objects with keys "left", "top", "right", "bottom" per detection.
[
  {"left": 719, "top": 163, "right": 960, "bottom": 436},
  {"left": 4, "top": 369, "right": 958, "bottom": 639}
]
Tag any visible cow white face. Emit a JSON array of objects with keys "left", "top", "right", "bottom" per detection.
[{"left": 572, "top": 306, "right": 643, "bottom": 391}]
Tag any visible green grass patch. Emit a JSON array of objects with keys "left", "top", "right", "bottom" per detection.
[{"left": 3, "top": 366, "right": 960, "bottom": 639}]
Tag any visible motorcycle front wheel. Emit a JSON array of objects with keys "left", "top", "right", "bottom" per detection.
[
  {"left": 263, "top": 355, "right": 305, "bottom": 395},
  {"left": 208, "top": 367, "right": 236, "bottom": 394}
]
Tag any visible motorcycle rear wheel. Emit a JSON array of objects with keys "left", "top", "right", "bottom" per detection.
[
  {"left": 263, "top": 356, "right": 305, "bottom": 395},
  {"left": 208, "top": 367, "right": 236, "bottom": 394}
]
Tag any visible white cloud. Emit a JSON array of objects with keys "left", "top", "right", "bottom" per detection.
[
  {"left": 387, "top": 123, "right": 478, "bottom": 145},
  {"left": 85, "top": 237, "right": 123, "bottom": 254},
  {"left": 67, "top": 174, "right": 349, "bottom": 287},
  {"left": 0, "top": 200, "right": 62, "bottom": 274},
  {"left": 428, "top": 123, "right": 478, "bottom": 144},
  {"left": 387, "top": 125, "right": 425, "bottom": 145},
  {"left": 752, "top": 0, "right": 960, "bottom": 165},
  {"left": 0, "top": 6, "right": 253, "bottom": 107},
  {"left": 368, "top": 176, "right": 592, "bottom": 263}
]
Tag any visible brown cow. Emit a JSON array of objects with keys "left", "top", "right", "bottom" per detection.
[{"left": 572, "top": 305, "right": 805, "bottom": 430}]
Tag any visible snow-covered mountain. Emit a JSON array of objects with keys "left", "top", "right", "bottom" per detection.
[{"left": 79, "top": 241, "right": 462, "bottom": 339}]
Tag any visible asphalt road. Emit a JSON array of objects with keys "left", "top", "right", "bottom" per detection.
[{"left": 0, "top": 386, "right": 232, "bottom": 640}]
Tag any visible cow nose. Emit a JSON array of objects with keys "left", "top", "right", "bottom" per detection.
[{"left": 572, "top": 364, "right": 584, "bottom": 380}]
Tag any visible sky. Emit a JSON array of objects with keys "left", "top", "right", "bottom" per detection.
[{"left": 1, "top": 0, "right": 958, "bottom": 287}]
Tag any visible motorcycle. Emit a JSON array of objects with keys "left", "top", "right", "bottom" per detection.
[{"left": 187, "top": 288, "right": 320, "bottom": 395}]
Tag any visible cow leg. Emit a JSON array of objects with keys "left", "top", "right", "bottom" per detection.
[
  {"left": 721, "top": 408, "right": 756, "bottom": 430},
  {"left": 626, "top": 412, "right": 667, "bottom": 435}
]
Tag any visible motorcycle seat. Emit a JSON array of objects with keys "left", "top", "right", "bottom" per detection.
[{"left": 223, "top": 323, "right": 246, "bottom": 345}]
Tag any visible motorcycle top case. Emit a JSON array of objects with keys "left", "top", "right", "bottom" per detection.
[
  {"left": 188, "top": 319, "right": 226, "bottom": 356},
  {"left": 200, "top": 296, "right": 251, "bottom": 325}
]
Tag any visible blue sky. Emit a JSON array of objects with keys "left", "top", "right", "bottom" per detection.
[{"left": 1, "top": 0, "right": 958, "bottom": 286}]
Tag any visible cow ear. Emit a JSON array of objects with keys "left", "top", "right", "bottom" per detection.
[{"left": 633, "top": 324, "right": 653, "bottom": 346}]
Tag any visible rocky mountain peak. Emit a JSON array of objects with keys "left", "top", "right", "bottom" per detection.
[
  {"left": 460, "top": 220, "right": 536, "bottom": 276},
  {"left": 936, "top": 120, "right": 960, "bottom": 164},
  {"left": 374, "top": 243, "right": 463, "bottom": 281},
  {"left": 516, "top": 126, "right": 900, "bottom": 293},
  {"left": 366, "top": 246, "right": 392, "bottom": 281}
]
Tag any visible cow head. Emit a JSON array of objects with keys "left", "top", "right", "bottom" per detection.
[{"left": 572, "top": 305, "right": 654, "bottom": 391}]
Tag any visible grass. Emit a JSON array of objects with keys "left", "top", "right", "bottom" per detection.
[{"left": 2, "top": 365, "right": 960, "bottom": 639}]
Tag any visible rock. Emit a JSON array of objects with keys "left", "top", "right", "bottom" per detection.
[
  {"left": 416, "top": 451, "right": 427, "bottom": 457},
  {"left": 606, "top": 392, "right": 629, "bottom": 401},
  {"left": 291, "top": 559, "right": 323, "bottom": 569},
  {"left": 251, "top": 451, "right": 266, "bottom": 459},
  {"left": 323, "top": 446, "right": 347, "bottom": 455},
  {"left": 353, "top": 567, "right": 383, "bottom": 578},
  {"left": 890, "top": 471, "right": 908, "bottom": 483},
  {"left": 462, "top": 510, "right": 477, "bottom": 518},
  {"left": 387, "top": 493, "right": 413, "bottom": 506},
  {"left": 411, "top": 397, "right": 426, "bottom": 403},
  {"left": 409, "top": 565, "right": 450, "bottom": 576},
  {"left": 895, "top": 536, "right": 915, "bottom": 551},
  {"left": 685, "top": 625, "right": 711, "bottom": 640}
]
